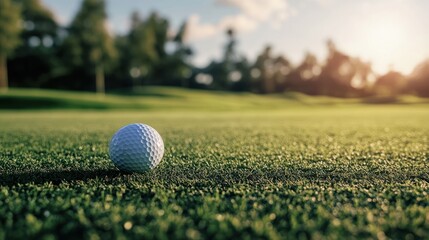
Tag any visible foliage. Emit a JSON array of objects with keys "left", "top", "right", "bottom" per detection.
[
  {"left": 65, "top": 0, "right": 116, "bottom": 69},
  {"left": 163, "top": 21, "right": 193, "bottom": 87},
  {"left": 0, "top": 0, "right": 22, "bottom": 56},
  {"left": 253, "top": 45, "right": 278, "bottom": 93},
  {"left": 0, "top": 107, "right": 428, "bottom": 239},
  {"left": 0, "top": 0, "right": 22, "bottom": 91},
  {"left": 2, "top": 0, "right": 429, "bottom": 97},
  {"left": 114, "top": 12, "right": 193, "bottom": 89},
  {"left": 60, "top": 0, "right": 116, "bottom": 93},
  {"left": 408, "top": 59, "right": 429, "bottom": 97},
  {"left": 116, "top": 12, "right": 159, "bottom": 86},
  {"left": 199, "top": 28, "right": 252, "bottom": 91},
  {"left": 9, "top": 0, "right": 60, "bottom": 87}
]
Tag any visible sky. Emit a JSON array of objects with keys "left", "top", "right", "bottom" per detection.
[{"left": 42, "top": 0, "right": 429, "bottom": 75}]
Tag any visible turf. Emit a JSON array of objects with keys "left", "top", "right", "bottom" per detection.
[
  {"left": 2, "top": 87, "right": 429, "bottom": 110},
  {"left": 0, "top": 106, "right": 428, "bottom": 239}
]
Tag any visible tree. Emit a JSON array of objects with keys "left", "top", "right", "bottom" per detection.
[
  {"left": 317, "top": 41, "right": 375, "bottom": 97},
  {"left": 206, "top": 28, "right": 241, "bottom": 90},
  {"left": 407, "top": 59, "right": 429, "bottom": 97},
  {"left": 148, "top": 13, "right": 168, "bottom": 61},
  {"left": 272, "top": 55, "right": 292, "bottom": 92},
  {"left": 116, "top": 11, "right": 189, "bottom": 88},
  {"left": 145, "top": 12, "right": 172, "bottom": 85},
  {"left": 116, "top": 11, "right": 157, "bottom": 88},
  {"left": 0, "top": 0, "right": 21, "bottom": 92},
  {"left": 165, "top": 20, "right": 193, "bottom": 87},
  {"left": 62, "top": 0, "right": 116, "bottom": 94},
  {"left": 223, "top": 28, "right": 238, "bottom": 67},
  {"left": 348, "top": 58, "right": 374, "bottom": 95},
  {"left": 253, "top": 45, "right": 276, "bottom": 94},
  {"left": 373, "top": 70, "right": 406, "bottom": 97},
  {"left": 286, "top": 52, "right": 320, "bottom": 94},
  {"left": 9, "top": 0, "right": 59, "bottom": 88},
  {"left": 230, "top": 56, "right": 252, "bottom": 92}
]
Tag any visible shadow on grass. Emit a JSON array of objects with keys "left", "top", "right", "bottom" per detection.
[
  {"left": 0, "top": 96, "right": 110, "bottom": 109},
  {"left": 0, "top": 96, "right": 64, "bottom": 109},
  {"left": 0, "top": 169, "right": 131, "bottom": 186},
  {"left": 2, "top": 166, "right": 428, "bottom": 187},
  {"left": 362, "top": 96, "right": 401, "bottom": 104},
  {"left": 110, "top": 88, "right": 184, "bottom": 98}
]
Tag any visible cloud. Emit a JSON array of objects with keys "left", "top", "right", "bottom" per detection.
[
  {"left": 187, "top": 0, "right": 292, "bottom": 41},
  {"left": 216, "top": 0, "right": 290, "bottom": 23},
  {"left": 187, "top": 15, "right": 218, "bottom": 41},
  {"left": 187, "top": 14, "right": 257, "bottom": 41},
  {"left": 312, "top": 0, "right": 335, "bottom": 6},
  {"left": 219, "top": 14, "right": 258, "bottom": 32}
]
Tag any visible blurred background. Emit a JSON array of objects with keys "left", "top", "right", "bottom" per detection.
[{"left": 1, "top": 0, "right": 429, "bottom": 99}]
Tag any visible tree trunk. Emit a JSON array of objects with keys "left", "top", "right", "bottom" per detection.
[
  {"left": 95, "top": 64, "right": 105, "bottom": 95},
  {"left": 0, "top": 54, "right": 8, "bottom": 92}
]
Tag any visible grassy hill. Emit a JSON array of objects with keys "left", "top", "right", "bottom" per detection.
[{"left": 1, "top": 87, "right": 428, "bottom": 110}]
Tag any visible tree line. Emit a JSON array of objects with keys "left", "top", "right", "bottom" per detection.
[{"left": 0, "top": 0, "right": 428, "bottom": 97}]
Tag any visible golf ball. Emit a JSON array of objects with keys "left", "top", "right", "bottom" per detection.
[{"left": 109, "top": 123, "right": 164, "bottom": 173}]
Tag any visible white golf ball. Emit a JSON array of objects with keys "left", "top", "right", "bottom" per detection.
[{"left": 109, "top": 123, "right": 164, "bottom": 173}]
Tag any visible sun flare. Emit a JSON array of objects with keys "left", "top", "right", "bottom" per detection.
[
  {"left": 368, "top": 19, "right": 405, "bottom": 56},
  {"left": 355, "top": 12, "right": 411, "bottom": 73}
]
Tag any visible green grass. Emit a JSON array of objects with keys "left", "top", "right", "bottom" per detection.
[
  {"left": 1, "top": 87, "right": 428, "bottom": 110},
  {"left": 0, "top": 90, "right": 428, "bottom": 239}
]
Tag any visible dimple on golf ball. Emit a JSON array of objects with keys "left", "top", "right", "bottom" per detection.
[{"left": 109, "top": 123, "right": 164, "bottom": 173}]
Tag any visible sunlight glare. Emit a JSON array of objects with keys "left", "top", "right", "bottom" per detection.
[{"left": 359, "top": 13, "right": 409, "bottom": 73}]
